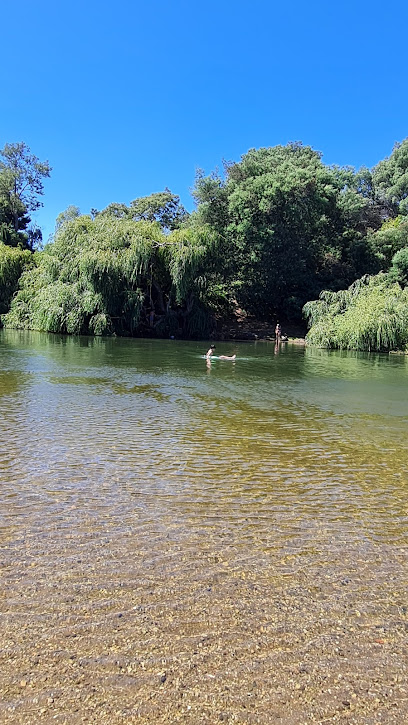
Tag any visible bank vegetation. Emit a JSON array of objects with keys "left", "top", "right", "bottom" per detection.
[{"left": 1, "top": 139, "right": 407, "bottom": 350}]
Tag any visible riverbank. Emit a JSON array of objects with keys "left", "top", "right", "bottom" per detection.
[{"left": 218, "top": 315, "right": 307, "bottom": 342}]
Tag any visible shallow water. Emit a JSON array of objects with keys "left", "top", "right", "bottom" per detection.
[{"left": 1, "top": 330, "right": 408, "bottom": 723}]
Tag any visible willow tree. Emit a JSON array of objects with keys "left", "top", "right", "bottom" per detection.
[
  {"left": 303, "top": 274, "right": 408, "bottom": 351},
  {"left": 2, "top": 209, "right": 219, "bottom": 337},
  {"left": 0, "top": 243, "right": 32, "bottom": 316},
  {"left": 162, "top": 221, "right": 220, "bottom": 337},
  {"left": 3, "top": 214, "right": 164, "bottom": 334}
]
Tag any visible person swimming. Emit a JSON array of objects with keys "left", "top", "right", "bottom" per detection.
[{"left": 205, "top": 345, "right": 236, "bottom": 360}]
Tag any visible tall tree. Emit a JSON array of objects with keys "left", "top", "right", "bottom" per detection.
[
  {"left": 372, "top": 139, "right": 408, "bottom": 217},
  {"left": 54, "top": 205, "right": 81, "bottom": 232},
  {"left": 129, "top": 188, "right": 189, "bottom": 231},
  {"left": 0, "top": 142, "right": 51, "bottom": 249},
  {"left": 193, "top": 143, "right": 379, "bottom": 319}
]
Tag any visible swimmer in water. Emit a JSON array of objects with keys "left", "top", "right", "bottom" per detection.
[{"left": 205, "top": 345, "right": 236, "bottom": 360}]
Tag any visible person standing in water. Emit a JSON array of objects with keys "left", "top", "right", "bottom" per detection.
[
  {"left": 206, "top": 344, "right": 216, "bottom": 358},
  {"left": 275, "top": 322, "right": 282, "bottom": 343}
]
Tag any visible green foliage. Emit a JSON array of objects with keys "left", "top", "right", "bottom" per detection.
[
  {"left": 99, "top": 190, "right": 189, "bottom": 233},
  {"left": 193, "top": 143, "right": 380, "bottom": 318},
  {"left": 130, "top": 188, "right": 188, "bottom": 231},
  {"left": 0, "top": 168, "right": 30, "bottom": 247},
  {"left": 0, "top": 243, "right": 32, "bottom": 316},
  {"left": 388, "top": 247, "right": 408, "bottom": 287},
  {"left": 2, "top": 212, "right": 217, "bottom": 336},
  {"left": 304, "top": 274, "right": 408, "bottom": 351},
  {"left": 372, "top": 139, "right": 408, "bottom": 216},
  {"left": 98, "top": 202, "right": 129, "bottom": 220},
  {"left": 369, "top": 216, "right": 408, "bottom": 267},
  {"left": 5, "top": 137, "right": 408, "bottom": 341},
  {"left": 184, "top": 299, "right": 214, "bottom": 338},
  {"left": 192, "top": 171, "right": 229, "bottom": 232},
  {"left": 3, "top": 215, "right": 160, "bottom": 334},
  {"left": 0, "top": 143, "right": 51, "bottom": 212},
  {"left": 166, "top": 224, "right": 217, "bottom": 303},
  {"left": 55, "top": 205, "right": 81, "bottom": 232},
  {"left": 0, "top": 142, "right": 51, "bottom": 250}
]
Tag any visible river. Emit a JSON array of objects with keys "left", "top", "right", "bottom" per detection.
[{"left": 1, "top": 330, "right": 407, "bottom": 723}]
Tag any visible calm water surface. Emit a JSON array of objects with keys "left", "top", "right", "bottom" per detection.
[
  {"left": 1, "top": 329, "right": 408, "bottom": 722},
  {"left": 1, "top": 329, "right": 407, "bottom": 548}
]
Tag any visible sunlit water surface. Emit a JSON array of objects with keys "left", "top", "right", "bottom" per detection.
[
  {"left": 1, "top": 330, "right": 408, "bottom": 722},
  {"left": 1, "top": 331, "right": 407, "bottom": 545}
]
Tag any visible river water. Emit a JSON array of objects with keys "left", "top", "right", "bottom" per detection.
[{"left": 1, "top": 330, "right": 407, "bottom": 724}]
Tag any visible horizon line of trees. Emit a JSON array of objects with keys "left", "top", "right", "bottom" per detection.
[{"left": 1, "top": 138, "right": 407, "bottom": 349}]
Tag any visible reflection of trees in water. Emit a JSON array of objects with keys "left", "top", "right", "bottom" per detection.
[
  {"left": 0, "top": 332, "right": 33, "bottom": 397},
  {"left": 1, "top": 328, "right": 113, "bottom": 372},
  {"left": 304, "top": 345, "right": 408, "bottom": 378}
]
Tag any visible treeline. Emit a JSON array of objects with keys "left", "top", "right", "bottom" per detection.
[{"left": 1, "top": 139, "right": 407, "bottom": 348}]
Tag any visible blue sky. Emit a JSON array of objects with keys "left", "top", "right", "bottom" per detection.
[{"left": 1, "top": 0, "right": 407, "bottom": 242}]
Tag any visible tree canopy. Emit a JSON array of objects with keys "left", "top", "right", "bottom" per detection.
[
  {"left": 2, "top": 136, "right": 408, "bottom": 351},
  {"left": 193, "top": 143, "right": 382, "bottom": 319},
  {"left": 99, "top": 189, "right": 189, "bottom": 233},
  {"left": 0, "top": 243, "right": 32, "bottom": 315},
  {"left": 2, "top": 212, "right": 217, "bottom": 337},
  {"left": 0, "top": 142, "right": 51, "bottom": 250},
  {"left": 372, "top": 139, "right": 408, "bottom": 216}
]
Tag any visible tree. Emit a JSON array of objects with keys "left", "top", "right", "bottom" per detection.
[
  {"left": 0, "top": 168, "right": 30, "bottom": 247},
  {"left": 193, "top": 143, "right": 379, "bottom": 320},
  {"left": 55, "top": 205, "right": 81, "bottom": 232},
  {"left": 303, "top": 274, "right": 408, "bottom": 351},
  {"left": 2, "top": 211, "right": 216, "bottom": 337},
  {"left": 372, "top": 139, "right": 408, "bottom": 216},
  {"left": 129, "top": 188, "right": 189, "bottom": 231},
  {"left": 388, "top": 247, "right": 408, "bottom": 287},
  {"left": 98, "top": 191, "right": 189, "bottom": 232},
  {"left": 3, "top": 214, "right": 161, "bottom": 335},
  {"left": 0, "top": 243, "right": 32, "bottom": 316},
  {"left": 0, "top": 142, "right": 51, "bottom": 249},
  {"left": 369, "top": 215, "right": 408, "bottom": 267},
  {"left": 98, "top": 202, "right": 130, "bottom": 220}
]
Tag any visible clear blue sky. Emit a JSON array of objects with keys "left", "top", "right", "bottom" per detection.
[{"left": 1, "top": 0, "right": 407, "bottom": 242}]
